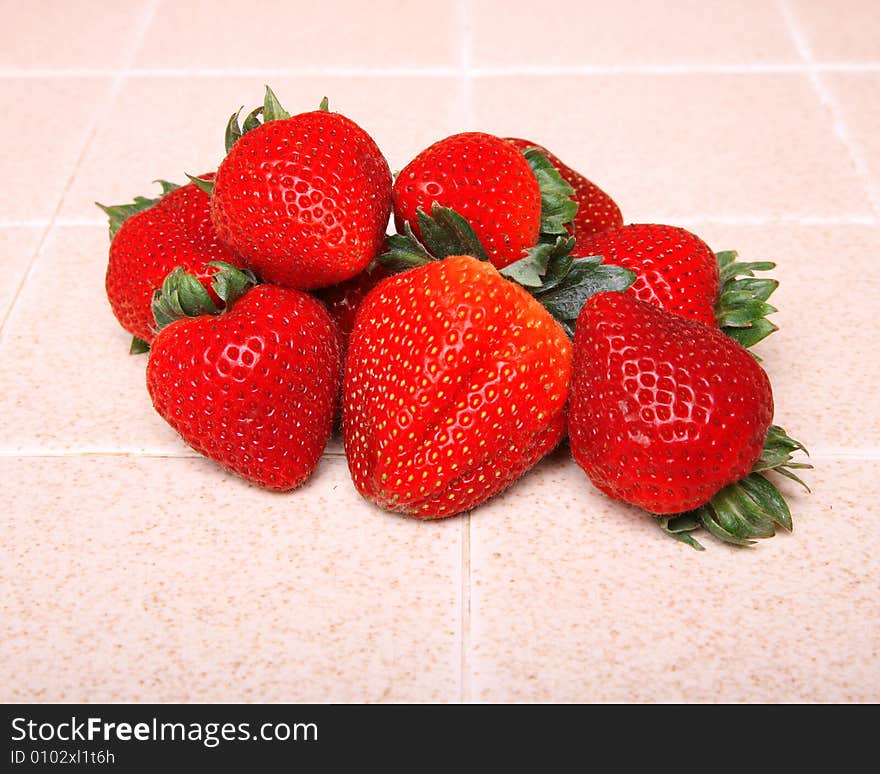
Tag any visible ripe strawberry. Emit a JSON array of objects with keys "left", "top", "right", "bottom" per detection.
[
  {"left": 574, "top": 224, "right": 720, "bottom": 327},
  {"left": 98, "top": 174, "right": 240, "bottom": 349},
  {"left": 343, "top": 254, "right": 573, "bottom": 519},
  {"left": 569, "top": 291, "right": 778, "bottom": 514},
  {"left": 392, "top": 132, "right": 547, "bottom": 269},
  {"left": 146, "top": 265, "right": 340, "bottom": 491},
  {"left": 206, "top": 88, "right": 392, "bottom": 290},
  {"left": 314, "top": 262, "right": 392, "bottom": 360},
  {"left": 505, "top": 137, "right": 623, "bottom": 238}
]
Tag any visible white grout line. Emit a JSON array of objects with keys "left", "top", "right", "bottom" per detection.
[
  {"left": 2, "top": 63, "right": 880, "bottom": 79},
  {"left": 778, "top": 0, "right": 880, "bottom": 217},
  {"left": 0, "top": 1, "right": 159, "bottom": 341}
]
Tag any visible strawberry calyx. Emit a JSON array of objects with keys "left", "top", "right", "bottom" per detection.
[
  {"left": 715, "top": 251, "right": 779, "bottom": 351},
  {"left": 151, "top": 261, "right": 258, "bottom": 332},
  {"left": 657, "top": 424, "right": 811, "bottom": 551},
  {"left": 379, "top": 203, "right": 634, "bottom": 336},
  {"left": 520, "top": 146, "right": 579, "bottom": 236},
  {"left": 95, "top": 180, "right": 180, "bottom": 240}
]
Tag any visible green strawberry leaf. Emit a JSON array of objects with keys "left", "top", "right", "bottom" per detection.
[
  {"left": 95, "top": 179, "right": 180, "bottom": 240},
  {"left": 129, "top": 336, "right": 150, "bottom": 355},
  {"left": 521, "top": 146, "right": 578, "bottom": 235},
  {"left": 655, "top": 425, "right": 811, "bottom": 550},
  {"left": 151, "top": 263, "right": 258, "bottom": 332},
  {"left": 416, "top": 203, "right": 490, "bottom": 263},
  {"left": 223, "top": 86, "right": 291, "bottom": 153},
  {"left": 500, "top": 236, "right": 576, "bottom": 288},
  {"left": 186, "top": 173, "right": 215, "bottom": 196},
  {"left": 532, "top": 260, "right": 635, "bottom": 336},
  {"left": 379, "top": 224, "right": 436, "bottom": 272},
  {"left": 716, "top": 251, "right": 781, "bottom": 350}
]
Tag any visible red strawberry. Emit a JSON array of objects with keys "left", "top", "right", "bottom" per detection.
[
  {"left": 207, "top": 89, "right": 392, "bottom": 291},
  {"left": 505, "top": 137, "right": 623, "bottom": 238},
  {"left": 575, "top": 224, "right": 720, "bottom": 327},
  {"left": 146, "top": 266, "right": 340, "bottom": 491},
  {"left": 568, "top": 292, "right": 773, "bottom": 515},
  {"left": 99, "top": 174, "right": 240, "bottom": 347},
  {"left": 343, "top": 254, "right": 572, "bottom": 518},
  {"left": 314, "top": 262, "right": 392, "bottom": 360},
  {"left": 392, "top": 132, "right": 544, "bottom": 269}
]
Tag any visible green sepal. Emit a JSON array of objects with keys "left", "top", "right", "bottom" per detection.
[
  {"left": 207, "top": 261, "right": 259, "bottom": 307},
  {"left": 521, "top": 147, "right": 578, "bottom": 235},
  {"left": 150, "top": 263, "right": 258, "bottom": 332},
  {"left": 96, "top": 179, "right": 180, "bottom": 240},
  {"left": 715, "top": 251, "right": 780, "bottom": 349},
  {"left": 186, "top": 173, "right": 215, "bottom": 196},
  {"left": 417, "top": 203, "right": 490, "bottom": 263},
  {"left": 379, "top": 224, "right": 435, "bottom": 272},
  {"left": 500, "top": 236, "right": 576, "bottom": 288},
  {"left": 654, "top": 425, "right": 811, "bottom": 550},
  {"left": 129, "top": 336, "right": 150, "bottom": 355},
  {"left": 530, "top": 257, "right": 635, "bottom": 338},
  {"left": 223, "top": 85, "right": 291, "bottom": 153},
  {"left": 656, "top": 513, "right": 706, "bottom": 551}
]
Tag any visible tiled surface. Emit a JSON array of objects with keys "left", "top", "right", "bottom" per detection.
[
  {"left": 1, "top": 0, "right": 878, "bottom": 704},
  {"left": 789, "top": 0, "right": 880, "bottom": 61},
  {"left": 469, "top": 0, "right": 800, "bottom": 67},
  {"left": 0, "top": 78, "right": 111, "bottom": 221},
  {"left": 469, "top": 455, "right": 878, "bottom": 703},
  {"left": 0, "top": 456, "right": 461, "bottom": 702}
]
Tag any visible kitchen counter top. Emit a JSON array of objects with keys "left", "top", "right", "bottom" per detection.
[{"left": 1, "top": 0, "right": 878, "bottom": 703}]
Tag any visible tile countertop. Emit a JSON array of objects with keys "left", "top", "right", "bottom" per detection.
[{"left": 1, "top": 0, "right": 878, "bottom": 704}]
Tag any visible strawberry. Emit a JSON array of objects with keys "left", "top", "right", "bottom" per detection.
[
  {"left": 200, "top": 88, "right": 392, "bottom": 291},
  {"left": 343, "top": 254, "right": 573, "bottom": 518},
  {"left": 146, "top": 264, "right": 340, "bottom": 491},
  {"left": 98, "top": 174, "right": 240, "bottom": 351},
  {"left": 314, "top": 262, "right": 392, "bottom": 360},
  {"left": 574, "top": 224, "right": 720, "bottom": 327},
  {"left": 568, "top": 292, "right": 809, "bottom": 548},
  {"left": 392, "top": 132, "right": 579, "bottom": 270},
  {"left": 505, "top": 137, "right": 623, "bottom": 239}
]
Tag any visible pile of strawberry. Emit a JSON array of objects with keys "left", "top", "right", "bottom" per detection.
[{"left": 99, "top": 87, "right": 810, "bottom": 550}]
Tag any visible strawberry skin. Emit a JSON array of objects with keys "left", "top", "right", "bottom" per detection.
[
  {"left": 104, "top": 174, "right": 238, "bottom": 343},
  {"left": 343, "top": 254, "right": 571, "bottom": 518},
  {"left": 314, "top": 262, "right": 392, "bottom": 360},
  {"left": 505, "top": 137, "right": 623, "bottom": 238},
  {"left": 393, "top": 133, "right": 541, "bottom": 270},
  {"left": 211, "top": 109, "right": 392, "bottom": 290},
  {"left": 575, "top": 224, "right": 720, "bottom": 327},
  {"left": 568, "top": 292, "right": 773, "bottom": 514},
  {"left": 147, "top": 285, "right": 340, "bottom": 491}
]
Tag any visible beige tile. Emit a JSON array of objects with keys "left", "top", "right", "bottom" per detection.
[
  {"left": 62, "top": 76, "right": 464, "bottom": 219},
  {"left": 0, "top": 78, "right": 110, "bottom": 220},
  {"left": 0, "top": 227, "right": 43, "bottom": 320},
  {"left": 0, "top": 1, "right": 149, "bottom": 69},
  {"left": 789, "top": 0, "right": 880, "bottom": 61},
  {"left": 469, "top": 73, "right": 871, "bottom": 220},
  {"left": 680, "top": 222, "right": 880, "bottom": 452},
  {"left": 0, "top": 455, "right": 461, "bottom": 702},
  {"left": 825, "top": 73, "right": 880, "bottom": 199},
  {"left": 469, "top": 0, "right": 799, "bottom": 66},
  {"left": 135, "top": 0, "right": 459, "bottom": 70},
  {"left": 469, "top": 454, "right": 878, "bottom": 702},
  {"left": 0, "top": 226, "right": 191, "bottom": 453}
]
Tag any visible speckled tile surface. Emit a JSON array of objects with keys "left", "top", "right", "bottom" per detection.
[{"left": 1, "top": 0, "right": 878, "bottom": 704}]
